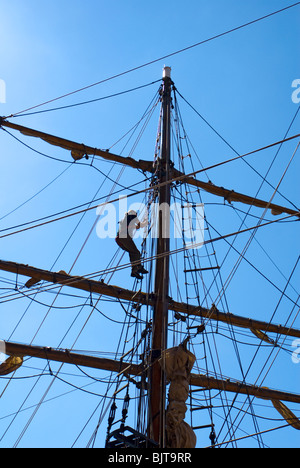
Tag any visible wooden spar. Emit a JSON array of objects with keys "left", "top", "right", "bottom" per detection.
[
  {"left": 4, "top": 340, "right": 142, "bottom": 376},
  {"left": 1, "top": 118, "right": 299, "bottom": 218},
  {"left": 0, "top": 259, "right": 299, "bottom": 339},
  {"left": 189, "top": 373, "right": 300, "bottom": 405},
  {"left": 0, "top": 117, "right": 154, "bottom": 173},
  {"left": 172, "top": 169, "right": 300, "bottom": 218},
  {"left": 149, "top": 67, "right": 172, "bottom": 447},
  {"left": 3, "top": 340, "right": 300, "bottom": 405}
]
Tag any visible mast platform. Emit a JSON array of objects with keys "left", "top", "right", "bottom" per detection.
[{"left": 106, "top": 426, "right": 158, "bottom": 449}]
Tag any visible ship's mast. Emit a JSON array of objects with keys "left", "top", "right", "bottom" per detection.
[
  {"left": 1, "top": 67, "right": 300, "bottom": 447},
  {"left": 149, "top": 66, "right": 173, "bottom": 447}
]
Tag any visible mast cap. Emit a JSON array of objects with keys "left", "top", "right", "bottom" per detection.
[{"left": 163, "top": 66, "right": 172, "bottom": 79}]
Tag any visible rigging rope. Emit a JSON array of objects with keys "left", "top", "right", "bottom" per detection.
[
  {"left": 10, "top": 80, "right": 161, "bottom": 118},
  {"left": 1, "top": 131, "right": 299, "bottom": 242},
  {"left": 175, "top": 89, "right": 300, "bottom": 211},
  {"left": 5, "top": 1, "right": 300, "bottom": 119},
  {"left": 170, "top": 91, "right": 300, "bottom": 447},
  {"left": 216, "top": 258, "right": 300, "bottom": 446},
  {"left": 212, "top": 141, "right": 300, "bottom": 310},
  {"left": 6, "top": 90, "right": 162, "bottom": 447},
  {"left": 10, "top": 161, "right": 130, "bottom": 446},
  {"left": 1, "top": 210, "right": 298, "bottom": 312}
]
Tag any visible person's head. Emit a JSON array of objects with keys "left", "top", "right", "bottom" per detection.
[{"left": 127, "top": 210, "right": 137, "bottom": 217}]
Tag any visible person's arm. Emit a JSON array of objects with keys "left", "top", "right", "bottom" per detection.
[{"left": 136, "top": 217, "right": 148, "bottom": 229}]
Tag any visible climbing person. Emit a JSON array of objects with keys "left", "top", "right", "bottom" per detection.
[{"left": 115, "top": 210, "right": 149, "bottom": 280}]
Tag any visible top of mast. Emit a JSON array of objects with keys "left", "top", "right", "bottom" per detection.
[{"left": 163, "top": 66, "right": 172, "bottom": 80}]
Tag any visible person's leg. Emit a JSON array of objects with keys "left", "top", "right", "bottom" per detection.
[
  {"left": 127, "top": 241, "right": 142, "bottom": 269},
  {"left": 129, "top": 249, "right": 148, "bottom": 275},
  {"left": 116, "top": 237, "right": 143, "bottom": 278}
]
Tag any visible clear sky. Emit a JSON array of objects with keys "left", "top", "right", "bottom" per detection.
[{"left": 0, "top": 0, "right": 299, "bottom": 449}]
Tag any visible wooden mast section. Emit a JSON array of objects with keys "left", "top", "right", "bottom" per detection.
[{"left": 149, "top": 66, "right": 173, "bottom": 447}]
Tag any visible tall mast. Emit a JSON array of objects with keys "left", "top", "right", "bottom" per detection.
[{"left": 149, "top": 66, "right": 173, "bottom": 447}]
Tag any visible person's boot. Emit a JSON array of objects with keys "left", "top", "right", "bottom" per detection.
[
  {"left": 138, "top": 266, "right": 148, "bottom": 275},
  {"left": 131, "top": 269, "right": 143, "bottom": 280}
]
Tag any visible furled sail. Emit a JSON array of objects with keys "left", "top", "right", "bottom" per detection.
[
  {"left": 160, "top": 344, "right": 197, "bottom": 448},
  {"left": 271, "top": 400, "right": 300, "bottom": 430},
  {"left": 0, "top": 356, "right": 23, "bottom": 376}
]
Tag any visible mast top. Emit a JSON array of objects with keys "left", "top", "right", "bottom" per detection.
[{"left": 163, "top": 66, "right": 172, "bottom": 80}]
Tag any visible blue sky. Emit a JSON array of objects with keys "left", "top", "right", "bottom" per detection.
[{"left": 0, "top": 0, "right": 299, "bottom": 448}]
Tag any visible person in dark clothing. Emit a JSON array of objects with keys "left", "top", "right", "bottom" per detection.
[{"left": 115, "top": 210, "right": 148, "bottom": 280}]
